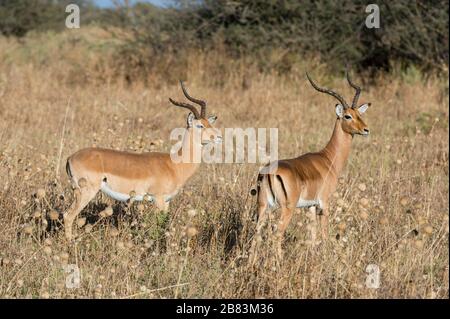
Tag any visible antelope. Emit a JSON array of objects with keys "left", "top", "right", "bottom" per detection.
[
  {"left": 251, "top": 70, "right": 371, "bottom": 259},
  {"left": 63, "top": 82, "right": 222, "bottom": 240}
]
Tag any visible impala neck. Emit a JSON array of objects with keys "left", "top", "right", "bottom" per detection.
[
  {"left": 321, "top": 118, "right": 353, "bottom": 175},
  {"left": 173, "top": 127, "right": 202, "bottom": 182}
]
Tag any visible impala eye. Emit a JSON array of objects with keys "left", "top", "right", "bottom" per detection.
[
  {"left": 195, "top": 124, "right": 204, "bottom": 128},
  {"left": 344, "top": 115, "right": 352, "bottom": 120}
]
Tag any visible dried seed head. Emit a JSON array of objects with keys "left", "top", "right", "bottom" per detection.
[
  {"left": 23, "top": 224, "right": 33, "bottom": 234},
  {"left": 125, "top": 241, "right": 133, "bottom": 249},
  {"left": 94, "top": 284, "right": 102, "bottom": 298},
  {"left": 110, "top": 228, "right": 120, "bottom": 237},
  {"left": 40, "top": 291, "right": 50, "bottom": 299},
  {"left": 137, "top": 204, "right": 145, "bottom": 212},
  {"left": 187, "top": 209, "right": 197, "bottom": 218},
  {"left": 414, "top": 239, "right": 424, "bottom": 249},
  {"left": 43, "top": 246, "right": 52, "bottom": 255},
  {"left": 360, "top": 198, "right": 369, "bottom": 208},
  {"left": 105, "top": 206, "right": 113, "bottom": 216},
  {"left": 143, "top": 194, "right": 152, "bottom": 202},
  {"left": 60, "top": 252, "right": 69, "bottom": 262},
  {"left": 360, "top": 211, "right": 369, "bottom": 220},
  {"left": 400, "top": 197, "right": 409, "bottom": 207},
  {"left": 76, "top": 217, "right": 86, "bottom": 228},
  {"left": 358, "top": 183, "right": 367, "bottom": 192},
  {"left": 78, "top": 178, "right": 87, "bottom": 188},
  {"left": 84, "top": 224, "right": 93, "bottom": 233},
  {"left": 36, "top": 188, "right": 46, "bottom": 199},
  {"left": 423, "top": 224, "right": 433, "bottom": 235},
  {"left": 116, "top": 241, "right": 125, "bottom": 249},
  {"left": 337, "top": 222, "right": 347, "bottom": 231},
  {"left": 380, "top": 217, "right": 389, "bottom": 225},
  {"left": 129, "top": 190, "right": 136, "bottom": 198},
  {"left": 33, "top": 210, "right": 42, "bottom": 219},
  {"left": 186, "top": 226, "right": 198, "bottom": 238},
  {"left": 49, "top": 210, "right": 59, "bottom": 221}
]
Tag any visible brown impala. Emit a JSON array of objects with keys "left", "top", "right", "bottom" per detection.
[
  {"left": 251, "top": 70, "right": 371, "bottom": 259},
  {"left": 63, "top": 82, "right": 222, "bottom": 240}
]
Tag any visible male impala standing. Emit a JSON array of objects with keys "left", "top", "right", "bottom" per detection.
[
  {"left": 63, "top": 82, "right": 222, "bottom": 240},
  {"left": 251, "top": 70, "right": 371, "bottom": 259}
]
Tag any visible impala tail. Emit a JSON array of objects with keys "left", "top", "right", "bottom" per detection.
[
  {"left": 250, "top": 174, "right": 263, "bottom": 196},
  {"left": 66, "top": 159, "right": 73, "bottom": 179},
  {"left": 251, "top": 172, "right": 288, "bottom": 209}
]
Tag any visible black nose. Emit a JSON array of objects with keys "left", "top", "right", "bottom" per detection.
[{"left": 364, "top": 128, "right": 370, "bottom": 134}]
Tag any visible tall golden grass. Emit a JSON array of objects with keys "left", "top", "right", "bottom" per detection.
[{"left": 0, "top": 28, "right": 448, "bottom": 298}]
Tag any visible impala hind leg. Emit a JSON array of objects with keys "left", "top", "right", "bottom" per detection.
[
  {"left": 276, "top": 205, "right": 295, "bottom": 261},
  {"left": 64, "top": 187, "right": 97, "bottom": 241}
]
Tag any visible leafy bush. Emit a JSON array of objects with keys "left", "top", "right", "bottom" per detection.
[
  {"left": 115, "top": 0, "right": 448, "bottom": 77},
  {"left": 0, "top": 0, "right": 99, "bottom": 37}
]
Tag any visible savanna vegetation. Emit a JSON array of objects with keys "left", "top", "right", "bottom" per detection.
[{"left": 0, "top": 1, "right": 448, "bottom": 298}]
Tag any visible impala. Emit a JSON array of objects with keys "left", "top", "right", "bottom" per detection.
[
  {"left": 251, "top": 70, "right": 371, "bottom": 258},
  {"left": 63, "top": 82, "right": 221, "bottom": 240}
]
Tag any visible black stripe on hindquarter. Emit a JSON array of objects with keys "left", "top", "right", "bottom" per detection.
[
  {"left": 66, "top": 160, "right": 73, "bottom": 179},
  {"left": 276, "top": 174, "right": 288, "bottom": 202},
  {"left": 267, "top": 174, "right": 276, "bottom": 204}
]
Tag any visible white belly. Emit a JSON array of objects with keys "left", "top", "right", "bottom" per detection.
[
  {"left": 100, "top": 181, "right": 177, "bottom": 203},
  {"left": 100, "top": 181, "right": 149, "bottom": 202},
  {"left": 296, "top": 198, "right": 320, "bottom": 208},
  {"left": 266, "top": 192, "right": 321, "bottom": 209}
]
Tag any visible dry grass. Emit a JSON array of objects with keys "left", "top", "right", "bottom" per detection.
[{"left": 0, "top": 29, "right": 448, "bottom": 299}]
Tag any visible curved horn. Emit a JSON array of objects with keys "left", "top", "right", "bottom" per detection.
[
  {"left": 168, "top": 98, "right": 200, "bottom": 119},
  {"left": 345, "top": 68, "right": 361, "bottom": 109},
  {"left": 306, "top": 72, "right": 349, "bottom": 109},
  {"left": 180, "top": 81, "right": 206, "bottom": 117}
]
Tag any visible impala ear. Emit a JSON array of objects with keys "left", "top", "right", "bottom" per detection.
[
  {"left": 357, "top": 103, "right": 370, "bottom": 114},
  {"left": 187, "top": 112, "right": 195, "bottom": 127},
  {"left": 207, "top": 115, "right": 217, "bottom": 124},
  {"left": 335, "top": 104, "right": 344, "bottom": 118}
]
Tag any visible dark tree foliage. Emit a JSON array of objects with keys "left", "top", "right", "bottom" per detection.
[
  {"left": 0, "top": 0, "right": 97, "bottom": 37},
  {"left": 1, "top": 0, "right": 448, "bottom": 75},
  {"left": 186, "top": 0, "right": 449, "bottom": 72}
]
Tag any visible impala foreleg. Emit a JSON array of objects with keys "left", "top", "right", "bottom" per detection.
[
  {"left": 155, "top": 196, "right": 170, "bottom": 212},
  {"left": 63, "top": 187, "right": 97, "bottom": 241}
]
